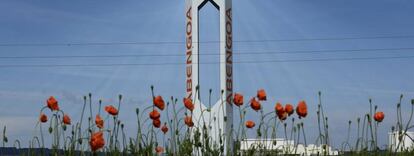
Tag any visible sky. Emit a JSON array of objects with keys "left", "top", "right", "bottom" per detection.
[{"left": 0, "top": 0, "right": 414, "bottom": 149}]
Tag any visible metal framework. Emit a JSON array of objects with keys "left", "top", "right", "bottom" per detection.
[{"left": 185, "top": 0, "right": 233, "bottom": 153}]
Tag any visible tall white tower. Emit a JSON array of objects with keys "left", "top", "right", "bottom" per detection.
[{"left": 185, "top": 0, "right": 233, "bottom": 154}]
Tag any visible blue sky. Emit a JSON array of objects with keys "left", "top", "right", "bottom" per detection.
[{"left": 0, "top": 0, "right": 414, "bottom": 149}]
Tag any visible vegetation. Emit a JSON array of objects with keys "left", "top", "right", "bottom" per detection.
[{"left": 2, "top": 86, "right": 414, "bottom": 156}]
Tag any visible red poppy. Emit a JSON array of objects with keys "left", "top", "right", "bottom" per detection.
[
  {"left": 278, "top": 112, "right": 288, "bottom": 121},
  {"left": 250, "top": 98, "right": 261, "bottom": 111},
  {"left": 39, "top": 113, "right": 48, "bottom": 123},
  {"left": 153, "top": 118, "right": 161, "bottom": 128},
  {"left": 184, "top": 116, "right": 194, "bottom": 127},
  {"left": 149, "top": 109, "right": 161, "bottom": 120},
  {"left": 155, "top": 146, "right": 164, "bottom": 154},
  {"left": 46, "top": 96, "right": 59, "bottom": 111},
  {"left": 374, "top": 112, "right": 384, "bottom": 122},
  {"left": 285, "top": 104, "right": 294, "bottom": 116},
  {"left": 105, "top": 105, "right": 118, "bottom": 116},
  {"left": 233, "top": 93, "right": 244, "bottom": 106},
  {"left": 161, "top": 122, "right": 168, "bottom": 134},
  {"left": 245, "top": 120, "right": 255, "bottom": 128},
  {"left": 296, "top": 100, "right": 308, "bottom": 118},
  {"left": 90, "top": 131, "right": 105, "bottom": 152},
  {"left": 153, "top": 96, "right": 165, "bottom": 110},
  {"left": 257, "top": 89, "right": 267, "bottom": 101},
  {"left": 275, "top": 102, "right": 284, "bottom": 114},
  {"left": 183, "top": 97, "right": 194, "bottom": 111},
  {"left": 95, "top": 115, "right": 104, "bottom": 129},
  {"left": 63, "top": 114, "right": 71, "bottom": 125}
]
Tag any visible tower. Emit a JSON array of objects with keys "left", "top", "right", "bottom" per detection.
[{"left": 185, "top": 0, "right": 233, "bottom": 154}]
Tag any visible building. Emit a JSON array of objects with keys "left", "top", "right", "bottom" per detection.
[
  {"left": 240, "top": 138, "right": 339, "bottom": 156},
  {"left": 389, "top": 131, "right": 414, "bottom": 152}
]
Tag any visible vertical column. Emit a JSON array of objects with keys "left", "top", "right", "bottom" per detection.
[
  {"left": 185, "top": 0, "right": 233, "bottom": 154},
  {"left": 185, "top": 0, "right": 193, "bottom": 100},
  {"left": 224, "top": 0, "right": 233, "bottom": 153}
]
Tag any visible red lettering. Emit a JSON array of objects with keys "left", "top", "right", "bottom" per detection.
[{"left": 186, "top": 7, "right": 193, "bottom": 99}]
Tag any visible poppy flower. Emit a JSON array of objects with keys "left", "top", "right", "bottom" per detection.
[
  {"left": 149, "top": 109, "right": 161, "bottom": 120},
  {"left": 183, "top": 97, "right": 194, "bottom": 111},
  {"left": 374, "top": 112, "right": 384, "bottom": 122},
  {"left": 233, "top": 93, "right": 244, "bottom": 106},
  {"left": 184, "top": 116, "right": 194, "bottom": 127},
  {"left": 46, "top": 96, "right": 59, "bottom": 111},
  {"left": 39, "top": 113, "right": 48, "bottom": 123},
  {"left": 257, "top": 89, "right": 267, "bottom": 101},
  {"left": 155, "top": 146, "right": 164, "bottom": 154},
  {"left": 275, "top": 102, "right": 284, "bottom": 114},
  {"left": 95, "top": 115, "right": 104, "bottom": 129},
  {"left": 63, "top": 114, "right": 71, "bottom": 125},
  {"left": 161, "top": 122, "right": 168, "bottom": 134},
  {"left": 296, "top": 100, "right": 308, "bottom": 118},
  {"left": 153, "top": 96, "right": 165, "bottom": 110},
  {"left": 105, "top": 105, "right": 118, "bottom": 116},
  {"left": 153, "top": 118, "right": 161, "bottom": 128},
  {"left": 278, "top": 112, "right": 288, "bottom": 121},
  {"left": 250, "top": 98, "right": 261, "bottom": 111},
  {"left": 285, "top": 104, "right": 294, "bottom": 116},
  {"left": 245, "top": 120, "right": 255, "bottom": 128},
  {"left": 90, "top": 131, "right": 105, "bottom": 152}
]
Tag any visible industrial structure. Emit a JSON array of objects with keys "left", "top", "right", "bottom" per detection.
[
  {"left": 240, "top": 138, "right": 339, "bottom": 155},
  {"left": 185, "top": 0, "right": 234, "bottom": 154}
]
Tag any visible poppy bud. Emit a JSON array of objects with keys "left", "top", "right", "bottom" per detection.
[
  {"left": 119, "top": 94, "right": 122, "bottom": 100},
  {"left": 48, "top": 127, "right": 53, "bottom": 134},
  {"left": 257, "top": 129, "right": 261, "bottom": 137},
  {"left": 62, "top": 125, "right": 67, "bottom": 131}
]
